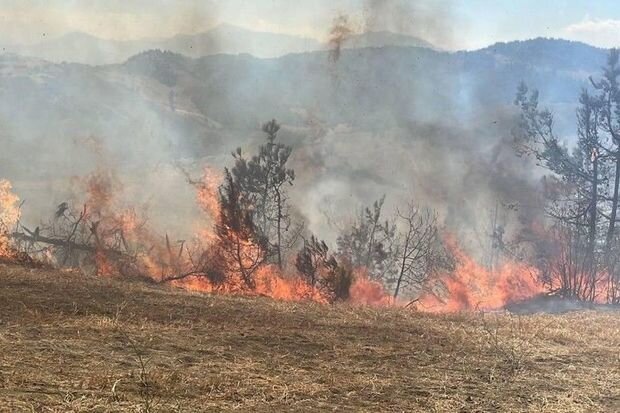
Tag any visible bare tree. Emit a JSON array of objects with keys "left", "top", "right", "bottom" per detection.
[
  {"left": 392, "top": 204, "right": 452, "bottom": 299},
  {"left": 590, "top": 50, "right": 620, "bottom": 253}
]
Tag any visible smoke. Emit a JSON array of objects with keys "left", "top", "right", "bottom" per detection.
[
  {"left": 0, "top": 2, "right": 569, "bottom": 282},
  {"left": 363, "top": 0, "right": 455, "bottom": 49},
  {"left": 288, "top": 110, "right": 543, "bottom": 258},
  {"left": 328, "top": 14, "right": 354, "bottom": 63},
  {"left": 303, "top": 2, "right": 541, "bottom": 252}
]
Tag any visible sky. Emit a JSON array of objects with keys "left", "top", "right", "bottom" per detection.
[{"left": 0, "top": 0, "right": 619, "bottom": 50}]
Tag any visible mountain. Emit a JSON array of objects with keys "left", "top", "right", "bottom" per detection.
[
  {"left": 6, "top": 25, "right": 322, "bottom": 65},
  {"left": 158, "top": 24, "right": 322, "bottom": 60},
  {"left": 342, "top": 31, "right": 437, "bottom": 50},
  {"left": 16, "top": 31, "right": 148, "bottom": 65},
  {"left": 0, "top": 37, "right": 605, "bottom": 164},
  {"left": 479, "top": 37, "right": 606, "bottom": 72},
  {"left": 114, "top": 38, "right": 604, "bottom": 131},
  {"left": 5, "top": 25, "right": 441, "bottom": 65}
]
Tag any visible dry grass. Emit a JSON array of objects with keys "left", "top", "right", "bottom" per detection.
[{"left": 0, "top": 263, "right": 619, "bottom": 412}]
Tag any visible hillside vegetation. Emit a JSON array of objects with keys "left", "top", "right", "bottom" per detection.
[{"left": 0, "top": 264, "right": 618, "bottom": 412}]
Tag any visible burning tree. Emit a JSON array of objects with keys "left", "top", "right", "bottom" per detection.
[
  {"left": 335, "top": 197, "right": 454, "bottom": 300},
  {"left": 6, "top": 171, "right": 182, "bottom": 280},
  {"left": 214, "top": 169, "right": 268, "bottom": 289},
  {"left": 229, "top": 120, "right": 298, "bottom": 269},
  {"left": 295, "top": 235, "right": 353, "bottom": 302}
]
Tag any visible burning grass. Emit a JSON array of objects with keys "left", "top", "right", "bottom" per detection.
[{"left": 1, "top": 263, "right": 619, "bottom": 412}]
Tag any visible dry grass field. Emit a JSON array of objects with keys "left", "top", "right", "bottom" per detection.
[{"left": 0, "top": 263, "right": 619, "bottom": 412}]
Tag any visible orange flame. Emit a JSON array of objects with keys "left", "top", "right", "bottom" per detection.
[
  {"left": 178, "top": 264, "right": 328, "bottom": 303},
  {"left": 196, "top": 167, "right": 222, "bottom": 221},
  {"left": 94, "top": 250, "right": 115, "bottom": 277},
  {"left": 8, "top": 168, "right": 556, "bottom": 310},
  {"left": 0, "top": 180, "right": 20, "bottom": 259},
  {"left": 349, "top": 268, "right": 393, "bottom": 307},
  {"left": 417, "top": 236, "right": 544, "bottom": 312}
]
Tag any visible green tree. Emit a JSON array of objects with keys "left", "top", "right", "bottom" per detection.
[
  {"left": 514, "top": 76, "right": 606, "bottom": 300},
  {"left": 337, "top": 196, "right": 397, "bottom": 281},
  {"left": 230, "top": 120, "right": 296, "bottom": 269},
  {"left": 215, "top": 169, "right": 268, "bottom": 289}
]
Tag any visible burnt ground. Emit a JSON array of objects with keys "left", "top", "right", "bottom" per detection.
[{"left": 0, "top": 263, "right": 619, "bottom": 412}]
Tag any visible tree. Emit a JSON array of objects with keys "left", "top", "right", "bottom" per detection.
[
  {"left": 336, "top": 196, "right": 398, "bottom": 281},
  {"left": 513, "top": 56, "right": 617, "bottom": 301},
  {"left": 215, "top": 169, "right": 268, "bottom": 289},
  {"left": 295, "top": 235, "right": 354, "bottom": 302},
  {"left": 296, "top": 235, "right": 336, "bottom": 288},
  {"left": 590, "top": 50, "right": 620, "bottom": 253},
  {"left": 230, "top": 120, "right": 296, "bottom": 269},
  {"left": 392, "top": 204, "right": 452, "bottom": 299}
]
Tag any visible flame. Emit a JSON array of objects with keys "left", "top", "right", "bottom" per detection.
[
  {"left": 83, "top": 172, "right": 116, "bottom": 216},
  {"left": 417, "top": 236, "right": 544, "bottom": 312},
  {"left": 254, "top": 265, "right": 327, "bottom": 302},
  {"left": 196, "top": 167, "right": 222, "bottom": 221},
  {"left": 348, "top": 267, "right": 393, "bottom": 307},
  {"left": 177, "top": 264, "right": 328, "bottom": 303},
  {"left": 94, "top": 250, "right": 115, "bottom": 277},
  {"left": 2, "top": 170, "right": 557, "bottom": 310},
  {"left": 0, "top": 179, "right": 20, "bottom": 259}
]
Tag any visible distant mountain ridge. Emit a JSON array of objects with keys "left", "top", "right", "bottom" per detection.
[
  {"left": 3, "top": 24, "right": 439, "bottom": 65},
  {"left": 342, "top": 31, "right": 438, "bottom": 50}
]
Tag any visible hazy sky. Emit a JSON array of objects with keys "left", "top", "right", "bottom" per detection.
[{"left": 1, "top": 0, "right": 619, "bottom": 50}]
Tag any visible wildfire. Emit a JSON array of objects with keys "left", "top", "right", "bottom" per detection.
[
  {"left": 94, "top": 250, "right": 116, "bottom": 277},
  {"left": 180, "top": 265, "right": 327, "bottom": 302},
  {"left": 417, "top": 236, "right": 544, "bottom": 312},
  {"left": 196, "top": 167, "right": 222, "bottom": 221},
  {"left": 0, "top": 172, "right": 553, "bottom": 311},
  {"left": 83, "top": 172, "right": 116, "bottom": 215},
  {"left": 0, "top": 179, "right": 20, "bottom": 259},
  {"left": 349, "top": 268, "right": 394, "bottom": 307}
]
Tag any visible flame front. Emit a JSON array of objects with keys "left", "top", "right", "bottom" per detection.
[
  {"left": 0, "top": 174, "right": 565, "bottom": 310},
  {"left": 417, "top": 236, "right": 544, "bottom": 312}
]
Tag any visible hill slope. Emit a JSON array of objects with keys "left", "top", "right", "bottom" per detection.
[{"left": 0, "top": 264, "right": 618, "bottom": 412}]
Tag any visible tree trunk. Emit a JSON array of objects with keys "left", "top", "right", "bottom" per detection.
[
  {"left": 393, "top": 235, "right": 410, "bottom": 299},
  {"left": 11, "top": 231, "right": 126, "bottom": 258}
]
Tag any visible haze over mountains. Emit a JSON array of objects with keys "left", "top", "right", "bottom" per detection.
[
  {"left": 0, "top": 26, "right": 609, "bottom": 243},
  {"left": 3, "top": 24, "right": 439, "bottom": 65}
]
